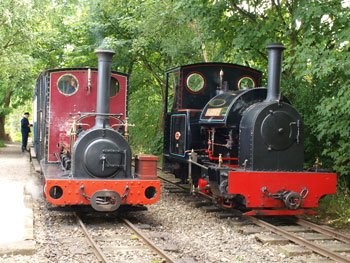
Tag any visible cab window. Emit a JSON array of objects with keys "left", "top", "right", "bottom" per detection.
[
  {"left": 110, "top": 77, "right": 120, "bottom": 97},
  {"left": 57, "top": 74, "right": 79, "bottom": 96},
  {"left": 238, "top": 76, "right": 255, "bottom": 90},
  {"left": 186, "top": 73, "right": 204, "bottom": 93}
]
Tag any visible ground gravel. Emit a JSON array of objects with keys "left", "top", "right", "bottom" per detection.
[
  {"left": 0, "top": 143, "right": 344, "bottom": 262},
  {"left": 129, "top": 184, "right": 297, "bottom": 263}
]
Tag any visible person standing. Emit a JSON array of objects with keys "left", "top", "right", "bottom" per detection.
[{"left": 21, "top": 112, "right": 31, "bottom": 152}]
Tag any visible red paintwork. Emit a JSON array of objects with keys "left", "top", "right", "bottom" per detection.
[
  {"left": 44, "top": 179, "right": 160, "bottom": 206},
  {"left": 135, "top": 154, "right": 159, "bottom": 179},
  {"left": 225, "top": 164, "right": 239, "bottom": 169},
  {"left": 198, "top": 178, "right": 210, "bottom": 194},
  {"left": 48, "top": 70, "right": 127, "bottom": 162},
  {"left": 243, "top": 209, "right": 317, "bottom": 216},
  {"left": 40, "top": 68, "right": 161, "bottom": 211},
  {"left": 207, "top": 149, "right": 238, "bottom": 161},
  {"left": 228, "top": 170, "right": 337, "bottom": 213}
]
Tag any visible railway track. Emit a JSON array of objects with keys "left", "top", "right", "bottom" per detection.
[
  {"left": 249, "top": 216, "right": 350, "bottom": 263},
  {"left": 75, "top": 212, "right": 176, "bottom": 263},
  {"left": 158, "top": 170, "right": 350, "bottom": 262}
]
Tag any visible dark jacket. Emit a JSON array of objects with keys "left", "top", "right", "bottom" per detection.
[{"left": 21, "top": 117, "right": 31, "bottom": 134}]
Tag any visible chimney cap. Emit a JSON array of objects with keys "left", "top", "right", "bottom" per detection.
[
  {"left": 94, "top": 49, "right": 115, "bottom": 55},
  {"left": 266, "top": 43, "right": 285, "bottom": 50}
]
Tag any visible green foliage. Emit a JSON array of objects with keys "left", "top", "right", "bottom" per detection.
[
  {"left": 0, "top": 0, "right": 349, "bottom": 189},
  {"left": 0, "top": 0, "right": 39, "bottom": 138},
  {"left": 318, "top": 182, "right": 350, "bottom": 227},
  {"left": 0, "top": 140, "right": 5, "bottom": 147},
  {"left": 5, "top": 101, "right": 32, "bottom": 142},
  {"left": 187, "top": 0, "right": 350, "bottom": 173},
  {"left": 0, "top": 0, "right": 37, "bottom": 104},
  {"left": 316, "top": 83, "right": 350, "bottom": 179},
  {"left": 128, "top": 72, "right": 163, "bottom": 155},
  {"left": 82, "top": 0, "right": 206, "bottom": 154}
]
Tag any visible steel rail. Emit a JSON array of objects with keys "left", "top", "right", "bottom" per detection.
[
  {"left": 248, "top": 216, "right": 350, "bottom": 263},
  {"left": 157, "top": 174, "right": 188, "bottom": 191},
  {"left": 158, "top": 173, "right": 215, "bottom": 201},
  {"left": 157, "top": 167, "right": 350, "bottom": 261},
  {"left": 157, "top": 167, "right": 214, "bottom": 200},
  {"left": 296, "top": 218, "right": 350, "bottom": 244},
  {"left": 75, "top": 213, "right": 110, "bottom": 263},
  {"left": 121, "top": 218, "right": 177, "bottom": 263}
]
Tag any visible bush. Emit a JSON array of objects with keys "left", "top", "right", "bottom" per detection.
[
  {"left": 128, "top": 84, "right": 163, "bottom": 156},
  {"left": 316, "top": 84, "right": 350, "bottom": 185},
  {"left": 317, "top": 179, "right": 350, "bottom": 227}
]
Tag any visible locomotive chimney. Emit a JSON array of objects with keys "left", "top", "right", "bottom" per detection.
[
  {"left": 266, "top": 43, "right": 285, "bottom": 102},
  {"left": 95, "top": 49, "right": 115, "bottom": 128}
]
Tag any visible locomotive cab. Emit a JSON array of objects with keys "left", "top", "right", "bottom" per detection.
[{"left": 163, "top": 63, "right": 262, "bottom": 181}]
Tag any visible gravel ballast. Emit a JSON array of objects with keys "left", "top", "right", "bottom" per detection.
[{"left": 0, "top": 143, "right": 343, "bottom": 262}]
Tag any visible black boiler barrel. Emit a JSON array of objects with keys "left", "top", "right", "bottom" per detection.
[
  {"left": 95, "top": 49, "right": 115, "bottom": 128},
  {"left": 266, "top": 43, "right": 285, "bottom": 102}
]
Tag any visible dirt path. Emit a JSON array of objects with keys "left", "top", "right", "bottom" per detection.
[{"left": 0, "top": 142, "right": 36, "bottom": 245}]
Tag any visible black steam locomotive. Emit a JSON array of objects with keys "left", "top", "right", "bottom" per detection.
[{"left": 163, "top": 44, "right": 336, "bottom": 216}]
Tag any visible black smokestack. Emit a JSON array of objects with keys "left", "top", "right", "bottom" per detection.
[
  {"left": 266, "top": 43, "right": 285, "bottom": 102},
  {"left": 95, "top": 49, "right": 115, "bottom": 127}
]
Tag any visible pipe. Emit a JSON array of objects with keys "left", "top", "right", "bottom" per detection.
[
  {"left": 94, "top": 49, "right": 115, "bottom": 128},
  {"left": 265, "top": 43, "right": 285, "bottom": 102}
]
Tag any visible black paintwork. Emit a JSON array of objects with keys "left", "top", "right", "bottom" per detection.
[
  {"left": 266, "top": 44, "right": 285, "bottom": 102},
  {"left": 163, "top": 63, "right": 262, "bottom": 160},
  {"left": 165, "top": 63, "right": 262, "bottom": 112},
  {"left": 239, "top": 101, "right": 304, "bottom": 171},
  {"left": 199, "top": 88, "right": 268, "bottom": 128},
  {"left": 72, "top": 127, "right": 132, "bottom": 178}
]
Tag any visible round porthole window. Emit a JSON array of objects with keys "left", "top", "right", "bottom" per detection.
[
  {"left": 186, "top": 73, "right": 204, "bottom": 93},
  {"left": 57, "top": 74, "right": 79, "bottom": 96},
  {"left": 238, "top": 76, "right": 255, "bottom": 90}
]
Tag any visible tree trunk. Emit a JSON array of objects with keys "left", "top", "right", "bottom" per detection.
[
  {"left": 0, "top": 90, "right": 13, "bottom": 140},
  {"left": 0, "top": 114, "right": 6, "bottom": 140}
]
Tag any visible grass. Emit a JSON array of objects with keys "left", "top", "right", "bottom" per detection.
[
  {"left": 316, "top": 180, "right": 350, "bottom": 228},
  {"left": 0, "top": 140, "right": 5, "bottom": 147}
]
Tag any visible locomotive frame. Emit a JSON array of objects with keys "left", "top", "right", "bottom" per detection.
[
  {"left": 34, "top": 50, "right": 160, "bottom": 212},
  {"left": 163, "top": 44, "right": 337, "bottom": 216}
]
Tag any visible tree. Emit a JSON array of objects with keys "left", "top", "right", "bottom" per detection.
[
  {"left": 2, "top": 0, "right": 348, "bottom": 174},
  {"left": 181, "top": 0, "right": 349, "bottom": 167},
  {"left": 0, "top": 0, "right": 38, "bottom": 139},
  {"left": 81, "top": 0, "right": 207, "bottom": 153},
  {"left": 0, "top": 0, "right": 93, "bottom": 139}
]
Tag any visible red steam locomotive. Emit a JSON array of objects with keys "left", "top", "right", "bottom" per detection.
[{"left": 33, "top": 49, "right": 160, "bottom": 212}]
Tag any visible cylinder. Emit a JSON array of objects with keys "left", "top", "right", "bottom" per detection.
[
  {"left": 266, "top": 43, "right": 285, "bottom": 102},
  {"left": 95, "top": 49, "right": 115, "bottom": 127}
]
